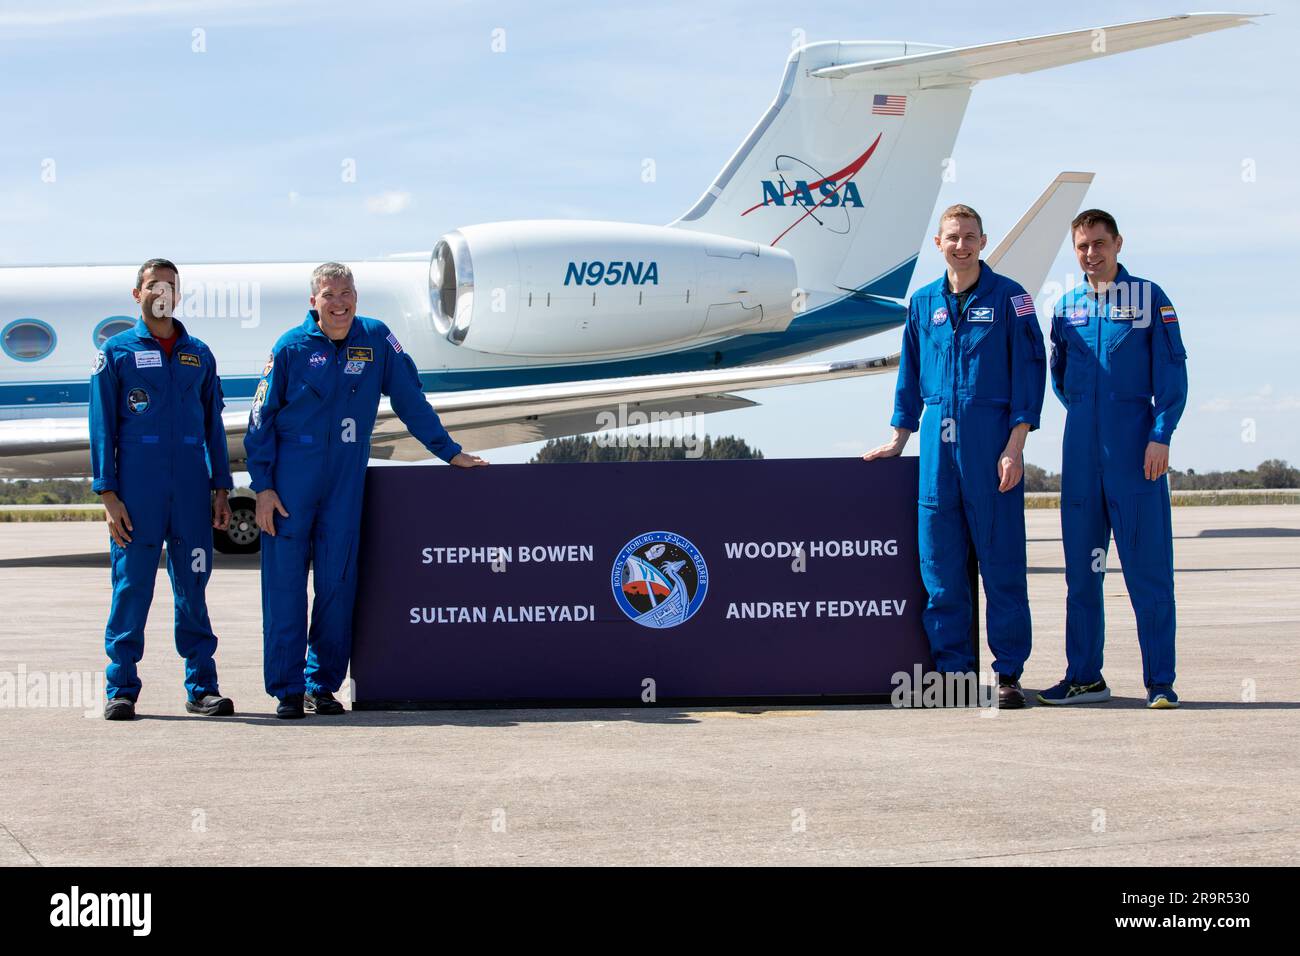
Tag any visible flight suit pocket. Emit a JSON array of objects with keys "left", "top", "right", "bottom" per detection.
[
  {"left": 1106, "top": 323, "right": 1134, "bottom": 355},
  {"left": 917, "top": 405, "right": 943, "bottom": 506},
  {"left": 963, "top": 324, "right": 995, "bottom": 354},
  {"left": 1113, "top": 490, "right": 1169, "bottom": 570},
  {"left": 1166, "top": 334, "right": 1188, "bottom": 363}
]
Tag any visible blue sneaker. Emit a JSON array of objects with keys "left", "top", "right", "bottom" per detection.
[
  {"left": 1147, "top": 685, "right": 1180, "bottom": 709},
  {"left": 1037, "top": 678, "right": 1111, "bottom": 705}
]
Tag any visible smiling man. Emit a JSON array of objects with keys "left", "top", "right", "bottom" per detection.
[
  {"left": 243, "top": 262, "right": 487, "bottom": 719},
  {"left": 89, "top": 258, "right": 235, "bottom": 720},
  {"left": 1039, "top": 210, "right": 1188, "bottom": 710},
  {"left": 864, "top": 205, "right": 1046, "bottom": 708}
]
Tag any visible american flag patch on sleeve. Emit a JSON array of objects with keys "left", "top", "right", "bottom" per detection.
[
  {"left": 1011, "top": 293, "right": 1036, "bottom": 317},
  {"left": 386, "top": 332, "right": 404, "bottom": 353}
]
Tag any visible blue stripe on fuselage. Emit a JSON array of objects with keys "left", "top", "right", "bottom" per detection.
[{"left": 0, "top": 281, "right": 905, "bottom": 410}]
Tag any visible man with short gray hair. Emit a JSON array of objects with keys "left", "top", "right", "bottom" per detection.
[{"left": 244, "top": 262, "right": 486, "bottom": 718}]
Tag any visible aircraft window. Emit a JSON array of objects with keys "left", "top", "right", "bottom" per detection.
[
  {"left": 2, "top": 318, "right": 57, "bottom": 362},
  {"left": 93, "top": 316, "right": 135, "bottom": 347}
]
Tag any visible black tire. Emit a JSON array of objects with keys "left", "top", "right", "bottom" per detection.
[{"left": 215, "top": 497, "right": 261, "bottom": 554}]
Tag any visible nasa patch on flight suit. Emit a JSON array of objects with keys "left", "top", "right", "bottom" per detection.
[
  {"left": 346, "top": 347, "right": 373, "bottom": 362},
  {"left": 178, "top": 352, "right": 201, "bottom": 367},
  {"left": 931, "top": 306, "right": 949, "bottom": 326},
  {"left": 134, "top": 350, "right": 162, "bottom": 368},
  {"left": 344, "top": 360, "right": 366, "bottom": 375},
  {"left": 967, "top": 307, "right": 994, "bottom": 323}
]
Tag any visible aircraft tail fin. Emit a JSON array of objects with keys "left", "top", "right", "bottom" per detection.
[
  {"left": 671, "top": 14, "right": 1259, "bottom": 301},
  {"left": 986, "top": 171, "right": 1094, "bottom": 298}
]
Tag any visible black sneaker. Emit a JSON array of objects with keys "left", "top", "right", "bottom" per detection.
[
  {"left": 304, "top": 689, "right": 345, "bottom": 716},
  {"left": 1037, "top": 677, "right": 1111, "bottom": 705},
  {"left": 997, "top": 674, "right": 1026, "bottom": 709},
  {"left": 276, "top": 694, "right": 305, "bottom": 719},
  {"left": 186, "top": 693, "right": 234, "bottom": 716},
  {"left": 104, "top": 696, "right": 136, "bottom": 721}
]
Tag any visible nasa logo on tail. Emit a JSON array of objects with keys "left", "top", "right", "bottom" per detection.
[
  {"left": 611, "top": 531, "right": 709, "bottom": 629},
  {"left": 743, "top": 133, "right": 883, "bottom": 246}
]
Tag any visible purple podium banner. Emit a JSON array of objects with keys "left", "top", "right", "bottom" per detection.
[{"left": 351, "top": 457, "right": 933, "bottom": 707}]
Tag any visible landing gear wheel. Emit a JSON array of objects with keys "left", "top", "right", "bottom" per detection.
[{"left": 215, "top": 497, "right": 261, "bottom": 554}]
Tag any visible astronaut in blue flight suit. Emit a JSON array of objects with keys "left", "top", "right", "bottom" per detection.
[
  {"left": 90, "top": 258, "right": 235, "bottom": 721},
  {"left": 1038, "top": 210, "right": 1188, "bottom": 710},
  {"left": 244, "top": 262, "right": 487, "bottom": 719},
  {"left": 866, "top": 205, "right": 1046, "bottom": 708}
]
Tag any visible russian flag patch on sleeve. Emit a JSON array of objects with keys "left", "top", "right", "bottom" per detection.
[{"left": 1160, "top": 305, "right": 1178, "bottom": 323}]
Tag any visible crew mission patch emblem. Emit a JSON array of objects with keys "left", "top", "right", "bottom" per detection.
[{"left": 611, "top": 532, "right": 709, "bottom": 629}]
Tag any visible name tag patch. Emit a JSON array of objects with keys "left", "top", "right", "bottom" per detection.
[
  {"left": 968, "top": 307, "right": 994, "bottom": 323},
  {"left": 134, "top": 351, "right": 162, "bottom": 368},
  {"left": 179, "top": 352, "right": 201, "bottom": 367},
  {"left": 931, "top": 307, "right": 949, "bottom": 326},
  {"left": 1110, "top": 306, "right": 1137, "bottom": 321},
  {"left": 344, "top": 360, "right": 366, "bottom": 375},
  {"left": 346, "top": 347, "right": 373, "bottom": 362}
]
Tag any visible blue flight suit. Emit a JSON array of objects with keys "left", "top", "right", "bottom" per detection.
[
  {"left": 245, "top": 313, "right": 462, "bottom": 700},
  {"left": 89, "top": 318, "right": 233, "bottom": 702},
  {"left": 1050, "top": 264, "right": 1187, "bottom": 688},
  {"left": 890, "top": 262, "right": 1046, "bottom": 675}
]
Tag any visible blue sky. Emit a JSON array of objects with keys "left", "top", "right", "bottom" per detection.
[{"left": 1, "top": 0, "right": 1295, "bottom": 472}]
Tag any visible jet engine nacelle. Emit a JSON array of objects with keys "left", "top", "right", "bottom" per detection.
[{"left": 429, "top": 220, "right": 798, "bottom": 357}]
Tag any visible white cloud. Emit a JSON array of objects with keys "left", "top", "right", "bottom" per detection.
[
  {"left": 364, "top": 191, "right": 412, "bottom": 216},
  {"left": 0, "top": 0, "right": 280, "bottom": 28},
  {"left": 1199, "top": 385, "right": 1300, "bottom": 413}
]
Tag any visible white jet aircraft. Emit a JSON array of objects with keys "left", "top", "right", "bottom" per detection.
[{"left": 0, "top": 13, "right": 1257, "bottom": 551}]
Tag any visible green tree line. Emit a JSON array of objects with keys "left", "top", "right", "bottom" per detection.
[
  {"left": 0, "top": 478, "right": 101, "bottom": 505},
  {"left": 1024, "top": 459, "right": 1300, "bottom": 493}
]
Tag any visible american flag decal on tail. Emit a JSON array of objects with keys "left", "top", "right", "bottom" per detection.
[{"left": 871, "top": 94, "right": 906, "bottom": 116}]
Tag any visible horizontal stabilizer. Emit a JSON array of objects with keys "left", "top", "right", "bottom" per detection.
[{"left": 810, "top": 13, "right": 1262, "bottom": 84}]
